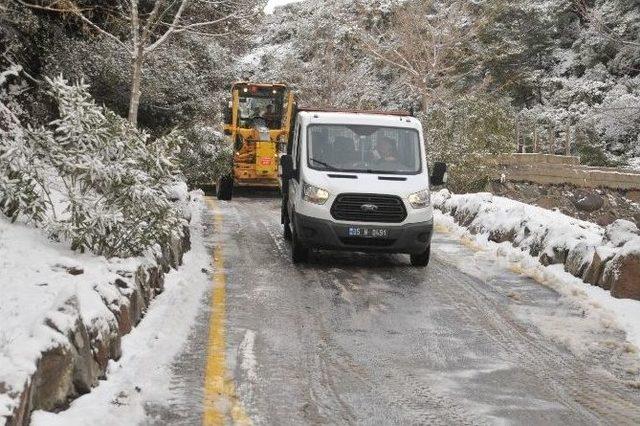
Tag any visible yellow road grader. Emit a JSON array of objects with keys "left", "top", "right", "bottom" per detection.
[{"left": 216, "top": 82, "right": 295, "bottom": 200}]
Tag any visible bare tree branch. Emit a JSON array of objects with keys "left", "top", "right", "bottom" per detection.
[{"left": 145, "top": 0, "right": 190, "bottom": 52}]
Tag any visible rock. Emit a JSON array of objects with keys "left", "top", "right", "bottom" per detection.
[
  {"left": 584, "top": 247, "right": 616, "bottom": 286},
  {"left": 518, "top": 184, "right": 542, "bottom": 200},
  {"left": 609, "top": 142, "right": 625, "bottom": 155},
  {"left": 454, "top": 208, "right": 478, "bottom": 227},
  {"left": 600, "top": 260, "right": 616, "bottom": 290},
  {"left": 90, "top": 330, "right": 121, "bottom": 377},
  {"left": 4, "top": 379, "right": 32, "bottom": 426},
  {"left": 572, "top": 193, "right": 604, "bottom": 212},
  {"left": 488, "top": 228, "right": 516, "bottom": 244},
  {"left": 31, "top": 344, "right": 75, "bottom": 411},
  {"left": 565, "top": 243, "right": 595, "bottom": 278},
  {"left": 135, "top": 266, "right": 154, "bottom": 307},
  {"left": 3, "top": 218, "right": 193, "bottom": 426},
  {"left": 67, "top": 267, "right": 84, "bottom": 276},
  {"left": 596, "top": 212, "right": 617, "bottom": 227},
  {"left": 68, "top": 318, "right": 95, "bottom": 394},
  {"left": 609, "top": 240, "right": 640, "bottom": 300},
  {"left": 181, "top": 225, "right": 191, "bottom": 254},
  {"left": 605, "top": 219, "right": 640, "bottom": 247},
  {"left": 116, "top": 270, "right": 133, "bottom": 278},
  {"left": 114, "top": 302, "right": 133, "bottom": 335},
  {"left": 535, "top": 195, "right": 560, "bottom": 210},
  {"left": 540, "top": 246, "right": 569, "bottom": 266},
  {"left": 169, "top": 232, "right": 185, "bottom": 268},
  {"left": 626, "top": 190, "right": 640, "bottom": 203}
]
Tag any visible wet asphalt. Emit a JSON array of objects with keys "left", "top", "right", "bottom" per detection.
[{"left": 145, "top": 192, "right": 640, "bottom": 425}]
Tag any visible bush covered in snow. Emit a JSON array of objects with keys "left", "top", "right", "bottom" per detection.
[
  {"left": 1, "top": 74, "right": 186, "bottom": 257},
  {"left": 424, "top": 95, "right": 516, "bottom": 192},
  {"left": 177, "top": 124, "right": 233, "bottom": 187}
]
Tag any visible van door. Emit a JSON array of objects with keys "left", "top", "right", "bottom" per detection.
[{"left": 288, "top": 122, "right": 302, "bottom": 218}]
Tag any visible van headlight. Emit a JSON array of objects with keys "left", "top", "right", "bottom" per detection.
[
  {"left": 408, "top": 188, "right": 430, "bottom": 209},
  {"left": 302, "top": 182, "right": 330, "bottom": 205}
]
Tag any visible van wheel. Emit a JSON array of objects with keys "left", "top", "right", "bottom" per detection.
[
  {"left": 283, "top": 217, "right": 292, "bottom": 241},
  {"left": 291, "top": 223, "right": 309, "bottom": 264},
  {"left": 410, "top": 245, "right": 431, "bottom": 267},
  {"left": 216, "top": 175, "right": 233, "bottom": 201}
]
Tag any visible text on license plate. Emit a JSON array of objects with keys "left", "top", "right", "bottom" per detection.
[{"left": 348, "top": 227, "right": 389, "bottom": 238}]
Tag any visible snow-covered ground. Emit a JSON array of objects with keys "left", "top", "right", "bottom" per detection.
[
  {"left": 0, "top": 188, "right": 201, "bottom": 421},
  {"left": 0, "top": 214, "right": 140, "bottom": 418},
  {"left": 628, "top": 157, "right": 640, "bottom": 172},
  {"left": 432, "top": 190, "right": 640, "bottom": 353},
  {"left": 30, "top": 195, "right": 212, "bottom": 425}
]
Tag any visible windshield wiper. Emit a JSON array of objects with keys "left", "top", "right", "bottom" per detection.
[{"left": 309, "top": 158, "right": 341, "bottom": 171}]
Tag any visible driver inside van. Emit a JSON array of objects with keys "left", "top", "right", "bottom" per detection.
[{"left": 374, "top": 136, "right": 403, "bottom": 169}]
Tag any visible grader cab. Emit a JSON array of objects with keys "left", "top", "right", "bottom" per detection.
[{"left": 216, "top": 82, "right": 295, "bottom": 200}]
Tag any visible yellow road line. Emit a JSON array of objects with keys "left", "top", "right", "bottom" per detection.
[{"left": 203, "top": 198, "right": 251, "bottom": 426}]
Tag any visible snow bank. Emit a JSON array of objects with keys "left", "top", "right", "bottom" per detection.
[
  {"left": 0, "top": 192, "right": 203, "bottom": 424},
  {"left": 432, "top": 189, "right": 640, "bottom": 349},
  {"left": 31, "top": 190, "right": 211, "bottom": 426},
  {"left": 433, "top": 190, "right": 605, "bottom": 263}
]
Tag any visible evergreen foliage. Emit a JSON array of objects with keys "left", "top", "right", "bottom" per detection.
[
  {"left": 177, "top": 124, "right": 233, "bottom": 187},
  {"left": 1, "top": 74, "right": 186, "bottom": 257}
]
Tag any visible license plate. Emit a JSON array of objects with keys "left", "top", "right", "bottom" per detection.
[{"left": 348, "top": 227, "right": 389, "bottom": 238}]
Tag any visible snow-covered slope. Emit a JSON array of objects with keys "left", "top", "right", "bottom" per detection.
[
  {"left": 30, "top": 195, "right": 212, "bottom": 426},
  {"left": 432, "top": 189, "right": 640, "bottom": 352},
  {"left": 0, "top": 216, "right": 135, "bottom": 417},
  {"left": 0, "top": 192, "right": 201, "bottom": 422}
]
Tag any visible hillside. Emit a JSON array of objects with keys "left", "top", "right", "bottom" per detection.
[{"left": 243, "top": 0, "right": 640, "bottom": 170}]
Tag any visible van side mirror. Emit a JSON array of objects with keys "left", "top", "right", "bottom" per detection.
[
  {"left": 430, "top": 162, "right": 447, "bottom": 186},
  {"left": 281, "top": 154, "right": 294, "bottom": 180}
]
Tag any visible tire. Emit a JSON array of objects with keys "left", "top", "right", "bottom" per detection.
[
  {"left": 281, "top": 203, "right": 292, "bottom": 241},
  {"left": 283, "top": 216, "right": 292, "bottom": 241},
  {"left": 410, "top": 245, "right": 431, "bottom": 267},
  {"left": 216, "top": 175, "right": 233, "bottom": 201},
  {"left": 291, "top": 221, "right": 309, "bottom": 264}
]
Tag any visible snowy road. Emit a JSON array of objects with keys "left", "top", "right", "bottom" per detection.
[{"left": 146, "top": 193, "right": 640, "bottom": 424}]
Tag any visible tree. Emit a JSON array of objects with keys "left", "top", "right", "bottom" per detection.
[
  {"left": 15, "top": 0, "right": 262, "bottom": 126},
  {"left": 359, "top": 0, "right": 482, "bottom": 110}
]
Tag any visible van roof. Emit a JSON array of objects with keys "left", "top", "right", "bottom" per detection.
[
  {"left": 297, "top": 107, "right": 411, "bottom": 117},
  {"left": 296, "top": 109, "right": 421, "bottom": 129}
]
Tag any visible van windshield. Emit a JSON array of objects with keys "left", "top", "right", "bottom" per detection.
[{"left": 307, "top": 124, "right": 422, "bottom": 175}]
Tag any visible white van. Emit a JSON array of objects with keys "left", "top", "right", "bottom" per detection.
[{"left": 280, "top": 109, "right": 446, "bottom": 266}]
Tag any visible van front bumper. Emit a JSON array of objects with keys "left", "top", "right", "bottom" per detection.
[{"left": 293, "top": 213, "right": 433, "bottom": 255}]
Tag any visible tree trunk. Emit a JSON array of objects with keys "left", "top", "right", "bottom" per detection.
[{"left": 128, "top": 49, "right": 144, "bottom": 126}]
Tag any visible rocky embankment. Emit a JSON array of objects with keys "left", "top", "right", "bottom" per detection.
[
  {"left": 434, "top": 190, "right": 640, "bottom": 301},
  {"left": 2, "top": 226, "right": 192, "bottom": 426}
]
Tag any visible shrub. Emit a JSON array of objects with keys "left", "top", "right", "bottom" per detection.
[
  {"left": 178, "top": 123, "right": 233, "bottom": 187},
  {"left": 0, "top": 66, "right": 48, "bottom": 223},
  {"left": 1, "top": 73, "right": 186, "bottom": 258},
  {"left": 423, "top": 95, "right": 516, "bottom": 193},
  {"left": 577, "top": 143, "right": 625, "bottom": 168}
]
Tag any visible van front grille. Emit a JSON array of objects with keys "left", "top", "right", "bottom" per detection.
[{"left": 330, "top": 193, "right": 407, "bottom": 223}]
